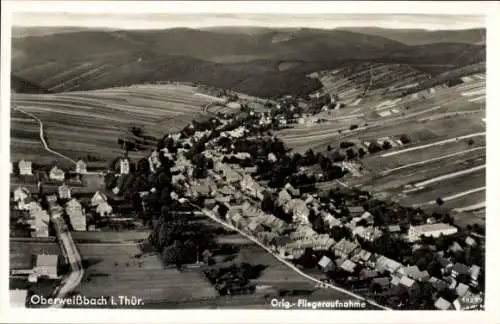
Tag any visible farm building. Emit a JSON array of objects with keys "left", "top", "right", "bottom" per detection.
[
  {"left": 91, "top": 191, "right": 107, "bottom": 207},
  {"left": 49, "top": 166, "right": 65, "bottom": 182},
  {"left": 434, "top": 297, "right": 452, "bottom": 310},
  {"left": 318, "top": 256, "right": 334, "bottom": 272},
  {"left": 408, "top": 223, "right": 458, "bottom": 242},
  {"left": 96, "top": 202, "right": 113, "bottom": 217},
  {"left": 75, "top": 160, "right": 87, "bottom": 174},
  {"left": 375, "top": 255, "right": 402, "bottom": 274},
  {"left": 65, "top": 199, "right": 86, "bottom": 231},
  {"left": 332, "top": 238, "right": 360, "bottom": 259},
  {"left": 58, "top": 184, "right": 71, "bottom": 199},
  {"left": 32, "top": 254, "right": 59, "bottom": 280},
  {"left": 18, "top": 160, "right": 32, "bottom": 176},
  {"left": 13, "top": 186, "right": 30, "bottom": 202}
]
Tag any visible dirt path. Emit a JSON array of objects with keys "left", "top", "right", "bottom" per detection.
[
  {"left": 15, "top": 107, "right": 77, "bottom": 165},
  {"left": 381, "top": 132, "right": 485, "bottom": 158}
]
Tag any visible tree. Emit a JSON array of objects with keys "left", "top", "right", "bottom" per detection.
[
  {"left": 382, "top": 141, "right": 392, "bottom": 150},
  {"left": 349, "top": 124, "right": 358, "bottom": 130},
  {"left": 358, "top": 147, "right": 366, "bottom": 158},
  {"left": 467, "top": 139, "right": 475, "bottom": 146},
  {"left": 436, "top": 197, "right": 444, "bottom": 206},
  {"left": 367, "top": 142, "right": 382, "bottom": 154},
  {"left": 346, "top": 148, "right": 357, "bottom": 160},
  {"left": 261, "top": 194, "right": 275, "bottom": 213},
  {"left": 399, "top": 134, "right": 411, "bottom": 145}
]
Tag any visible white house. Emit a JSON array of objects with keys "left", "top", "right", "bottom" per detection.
[
  {"left": 75, "top": 160, "right": 87, "bottom": 174},
  {"left": 318, "top": 256, "right": 334, "bottom": 272},
  {"left": 58, "top": 184, "right": 71, "bottom": 199},
  {"left": 91, "top": 191, "right": 107, "bottom": 207},
  {"left": 13, "top": 186, "right": 30, "bottom": 202},
  {"left": 408, "top": 223, "right": 458, "bottom": 242},
  {"left": 33, "top": 254, "right": 59, "bottom": 279},
  {"left": 65, "top": 199, "right": 86, "bottom": 231},
  {"left": 49, "top": 166, "right": 65, "bottom": 182},
  {"left": 65, "top": 198, "right": 83, "bottom": 215},
  {"left": 96, "top": 202, "right": 113, "bottom": 217},
  {"left": 119, "top": 158, "right": 130, "bottom": 175},
  {"left": 18, "top": 160, "right": 32, "bottom": 176}
]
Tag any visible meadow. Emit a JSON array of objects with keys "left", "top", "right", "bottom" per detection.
[{"left": 10, "top": 84, "right": 225, "bottom": 169}]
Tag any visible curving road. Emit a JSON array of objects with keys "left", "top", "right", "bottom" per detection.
[
  {"left": 184, "top": 199, "right": 390, "bottom": 310},
  {"left": 15, "top": 107, "right": 77, "bottom": 165}
]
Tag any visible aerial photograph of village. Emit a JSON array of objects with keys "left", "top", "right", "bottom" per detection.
[{"left": 8, "top": 11, "right": 486, "bottom": 311}]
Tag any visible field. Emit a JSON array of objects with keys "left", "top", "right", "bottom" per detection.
[
  {"left": 279, "top": 71, "right": 486, "bottom": 224},
  {"left": 75, "top": 242, "right": 219, "bottom": 304},
  {"left": 10, "top": 239, "right": 61, "bottom": 270},
  {"left": 11, "top": 84, "right": 223, "bottom": 169}
]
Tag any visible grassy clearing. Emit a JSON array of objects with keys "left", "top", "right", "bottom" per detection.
[{"left": 76, "top": 242, "right": 219, "bottom": 303}]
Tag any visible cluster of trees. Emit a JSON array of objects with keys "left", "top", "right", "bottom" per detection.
[
  {"left": 148, "top": 212, "right": 217, "bottom": 267},
  {"left": 203, "top": 263, "right": 264, "bottom": 296}
]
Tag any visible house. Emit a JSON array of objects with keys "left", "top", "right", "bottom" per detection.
[
  {"left": 33, "top": 254, "right": 59, "bottom": 279},
  {"left": 9, "top": 289, "right": 28, "bottom": 308},
  {"left": 360, "top": 211, "right": 374, "bottom": 224},
  {"left": 449, "top": 241, "right": 464, "bottom": 253},
  {"left": 96, "top": 202, "right": 113, "bottom": 217},
  {"left": 429, "top": 277, "right": 448, "bottom": 292},
  {"left": 46, "top": 194, "right": 58, "bottom": 204},
  {"left": 360, "top": 269, "right": 379, "bottom": 280},
  {"left": 322, "top": 212, "right": 342, "bottom": 228},
  {"left": 119, "top": 158, "right": 130, "bottom": 175},
  {"left": 49, "top": 166, "right": 65, "bottom": 182},
  {"left": 318, "top": 256, "right": 334, "bottom": 272},
  {"left": 408, "top": 223, "right": 458, "bottom": 242},
  {"left": 387, "top": 224, "right": 401, "bottom": 235},
  {"left": 277, "top": 188, "right": 292, "bottom": 206},
  {"left": 58, "top": 184, "right": 71, "bottom": 199},
  {"left": 399, "top": 276, "right": 420, "bottom": 295},
  {"left": 451, "top": 263, "right": 469, "bottom": 278},
  {"left": 332, "top": 238, "right": 360, "bottom": 259},
  {"left": 371, "top": 277, "right": 391, "bottom": 290},
  {"left": 338, "top": 259, "right": 356, "bottom": 273},
  {"left": 375, "top": 255, "right": 403, "bottom": 274},
  {"left": 390, "top": 275, "right": 401, "bottom": 287},
  {"left": 65, "top": 199, "right": 86, "bottom": 231},
  {"left": 13, "top": 186, "right": 30, "bottom": 202},
  {"left": 248, "top": 219, "right": 264, "bottom": 233},
  {"left": 19, "top": 160, "right": 32, "bottom": 176},
  {"left": 353, "top": 226, "right": 383, "bottom": 242},
  {"left": 465, "top": 236, "right": 477, "bottom": 247},
  {"left": 75, "top": 160, "right": 87, "bottom": 174},
  {"left": 347, "top": 206, "right": 365, "bottom": 217},
  {"left": 91, "top": 191, "right": 107, "bottom": 207},
  {"left": 284, "top": 183, "right": 300, "bottom": 197},
  {"left": 350, "top": 249, "right": 372, "bottom": 265},
  {"left": 240, "top": 175, "right": 265, "bottom": 200},
  {"left": 456, "top": 283, "right": 470, "bottom": 298},
  {"left": 434, "top": 297, "right": 452, "bottom": 310},
  {"left": 397, "top": 265, "right": 429, "bottom": 282},
  {"left": 469, "top": 265, "right": 481, "bottom": 286},
  {"left": 268, "top": 153, "right": 277, "bottom": 163},
  {"left": 23, "top": 201, "right": 42, "bottom": 213},
  {"left": 436, "top": 254, "right": 453, "bottom": 274},
  {"left": 291, "top": 200, "right": 310, "bottom": 224}
]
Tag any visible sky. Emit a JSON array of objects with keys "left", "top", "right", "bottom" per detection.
[{"left": 12, "top": 13, "right": 485, "bottom": 31}]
